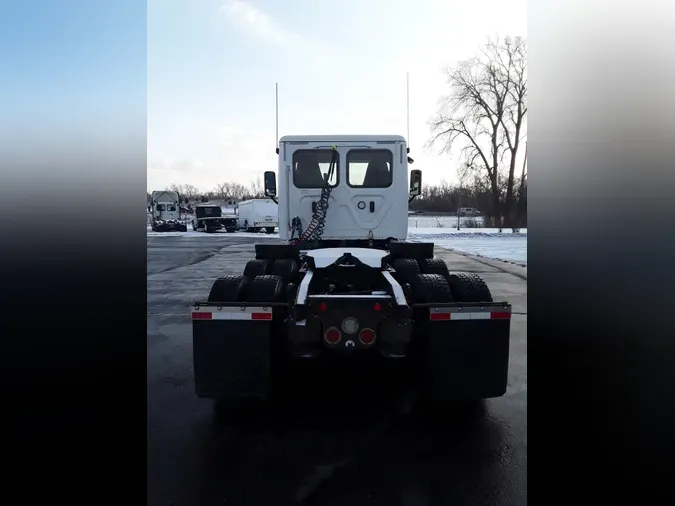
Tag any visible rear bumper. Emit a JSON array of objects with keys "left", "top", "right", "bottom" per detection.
[{"left": 190, "top": 301, "right": 511, "bottom": 400}]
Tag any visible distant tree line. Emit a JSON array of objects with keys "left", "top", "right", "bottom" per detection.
[
  {"left": 409, "top": 178, "right": 527, "bottom": 226},
  {"left": 147, "top": 178, "right": 526, "bottom": 226}
]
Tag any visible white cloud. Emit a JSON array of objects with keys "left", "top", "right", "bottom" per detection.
[
  {"left": 219, "top": 0, "right": 299, "bottom": 45},
  {"left": 147, "top": 126, "right": 277, "bottom": 192}
]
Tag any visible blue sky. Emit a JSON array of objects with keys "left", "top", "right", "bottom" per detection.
[
  {"left": 148, "top": 0, "right": 526, "bottom": 191},
  {"left": 1, "top": 1, "right": 146, "bottom": 145},
  {"left": 0, "top": 0, "right": 525, "bottom": 191}
]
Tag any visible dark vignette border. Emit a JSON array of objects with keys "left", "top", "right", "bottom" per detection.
[
  {"left": 529, "top": 0, "right": 675, "bottom": 502},
  {"left": 0, "top": 2, "right": 147, "bottom": 503}
]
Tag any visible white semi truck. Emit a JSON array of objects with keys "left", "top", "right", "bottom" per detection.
[
  {"left": 236, "top": 198, "right": 278, "bottom": 234},
  {"left": 191, "top": 135, "right": 512, "bottom": 418},
  {"left": 149, "top": 190, "right": 187, "bottom": 232}
]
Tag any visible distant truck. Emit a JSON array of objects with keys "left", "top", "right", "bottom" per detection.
[
  {"left": 149, "top": 191, "right": 187, "bottom": 232},
  {"left": 236, "top": 198, "right": 278, "bottom": 234},
  {"left": 191, "top": 204, "right": 237, "bottom": 233},
  {"left": 458, "top": 207, "right": 481, "bottom": 217}
]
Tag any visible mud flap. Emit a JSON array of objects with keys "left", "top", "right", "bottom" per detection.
[
  {"left": 192, "top": 305, "right": 274, "bottom": 400},
  {"left": 424, "top": 305, "right": 511, "bottom": 400}
]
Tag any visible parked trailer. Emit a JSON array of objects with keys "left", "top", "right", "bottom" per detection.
[
  {"left": 191, "top": 135, "right": 511, "bottom": 420},
  {"left": 191, "top": 204, "right": 237, "bottom": 233},
  {"left": 236, "top": 198, "right": 278, "bottom": 234},
  {"left": 150, "top": 190, "right": 187, "bottom": 232}
]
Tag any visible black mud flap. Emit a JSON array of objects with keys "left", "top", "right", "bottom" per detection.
[
  {"left": 422, "top": 303, "right": 511, "bottom": 400},
  {"left": 191, "top": 304, "right": 275, "bottom": 400}
]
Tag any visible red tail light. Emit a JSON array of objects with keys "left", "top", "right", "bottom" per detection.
[
  {"left": 324, "top": 326, "right": 342, "bottom": 344},
  {"left": 358, "top": 328, "right": 376, "bottom": 345},
  {"left": 373, "top": 303, "right": 381, "bottom": 311},
  {"left": 319, "top": 302, "right": 327, "bottom": 311}
]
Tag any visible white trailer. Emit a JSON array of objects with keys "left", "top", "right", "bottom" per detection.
[{"left": 236, "top": 199, "right": 278, "bottom": 234}]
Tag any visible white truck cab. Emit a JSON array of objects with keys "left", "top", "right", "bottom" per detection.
[
  {"left": 151, "top": 191, "right": 181, "bottom": 222},
  {"left": 274, "top": 135, "right": 415, "bottom": 243}
]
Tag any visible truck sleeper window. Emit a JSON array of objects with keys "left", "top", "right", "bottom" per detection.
[
  {"left": 347, "top": 150, "right": 393, "bottom": 188},
  {"left": 293, "top": 149, "right": 339, "bottom": 188}
]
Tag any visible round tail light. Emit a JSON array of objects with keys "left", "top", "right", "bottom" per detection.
[
  {"left": 358, "top": 328, "right": 376, "bottom": 345},
  {"left": 324, "top": 326, "right": 342, "bottom": 345}
]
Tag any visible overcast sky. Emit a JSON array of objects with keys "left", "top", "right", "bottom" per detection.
[{"left": 147, "top": 0, "right": 526, "bottom": 192}]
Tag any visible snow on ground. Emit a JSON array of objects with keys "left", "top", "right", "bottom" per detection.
[
  {"left": 147, "top": 217, "right": 527, "bottom": 265},
  {"left": 408, "top": 228, "right": 527, "bottom": 266}
]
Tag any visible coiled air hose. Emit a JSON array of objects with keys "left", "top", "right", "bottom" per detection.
[{"left": 290, "top": 146, "right": 339, "bottom": 248}]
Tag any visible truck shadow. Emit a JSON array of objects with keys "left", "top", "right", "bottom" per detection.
[{"left": 194, "top": 371, "right": 516, "bottom": 506}]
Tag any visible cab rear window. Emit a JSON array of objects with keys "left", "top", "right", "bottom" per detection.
[
  {"left": 347, "top": 150, "right": 393, "bottom": 188},
  {"left": 293, "top": 150, "right": 339, "bottom": 188}
]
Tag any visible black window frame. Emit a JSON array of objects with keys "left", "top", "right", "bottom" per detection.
[
  {"left": 292, "top": 149, "right": 340, "bottom": 189},
  {"left": 346, "top": 149, "right": 394, "bottom": 189}
]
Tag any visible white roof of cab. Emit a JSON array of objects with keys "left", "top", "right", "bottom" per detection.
[{"left": 279, "top": 135, "right": 406, "bottom": 143}]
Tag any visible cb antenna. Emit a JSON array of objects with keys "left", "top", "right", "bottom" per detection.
[
  {"left": 275, "top": 82, "right": 279, "bottom": 153},
  {"left": 406, "top": 71, "right": 410, "bottom": 148}
]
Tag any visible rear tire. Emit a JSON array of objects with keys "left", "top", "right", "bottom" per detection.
[
  {"left": 271, "top": 258, "right": 299, "bottom": 283},
  {"left": 246, "top": 275, "right": 285, "bottom": 303},
  {"left": 207, "top": 275, "right": 249, "bottom": 302},
  {"left": 411, "top": 273, "right": 454, "bottom": 303},
  {"left": 243, "top": 259, "right": 270, "bottom": 278},
  {"left": 391, "top": 258, "right": 420, "bottom": 285},
  {"left": 446, "top": 273, "right": 493, "bottom": 302},
  {"left": 265, "top": 227, "right": 275, "bottom": 234},
  {"left": 419, "top": 257, "right": 451, "bottom": 283}
]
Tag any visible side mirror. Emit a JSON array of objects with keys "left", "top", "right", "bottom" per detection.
[
  {"left": 264, "top": 171, "right": 277, "bottom": 197},
  {"left": 409, "top": 169, "right": 422, "bottom": 197}
]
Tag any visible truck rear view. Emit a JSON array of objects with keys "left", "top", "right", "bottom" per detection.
[
  {"left": 190, "top": 135, "right": 512, "bottom": 418},
  {"left": 150, "top": 191, "right": 187, "bottom": 232}
]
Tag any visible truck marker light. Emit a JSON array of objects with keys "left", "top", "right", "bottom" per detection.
[
  {"left": 251, "top": 312, "right": 273, "bottom": 320},
  {"left": 429, "top": 312, "right": 451, "bottom": 321},
  {"left": 319, "top": 302, "right": 327, "bottom": 311},
  {"left": 373, "top": 303, "right": 382, "bottom": 311},
  {"left": 192, "top": 312, "right": 212, "bottom": 320},
  {"left": 490, "top": 312, "right": 511, "bottom": 319}
]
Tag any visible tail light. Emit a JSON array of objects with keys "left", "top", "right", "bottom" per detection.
[
  {"left": 358, "top": 328, "right": 376, "bottom": 345},
  {"left": 324, "top": 326, "right": 342, "bottom": 345}
]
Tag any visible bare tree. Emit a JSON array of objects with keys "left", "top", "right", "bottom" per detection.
[
  {"left": 213, "top": 182, "right": 248, "bottom": 201},
  {"left": 249, "top": 177, "right": 264, "bottom": 199},
  {"left": 166, "top": 183, "right": 200, "bottom": 201},
  {"left": 427, "top": 35, "right": 527, "bottom": 226}
]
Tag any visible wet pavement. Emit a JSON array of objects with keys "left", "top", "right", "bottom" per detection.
[{"left": 147, "top": 233, "right": 527, "bottom": 506}]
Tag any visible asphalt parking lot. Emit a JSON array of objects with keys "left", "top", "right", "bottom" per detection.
[{"left": 147, "top": 233, "right": 527, "bottom": 506}]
